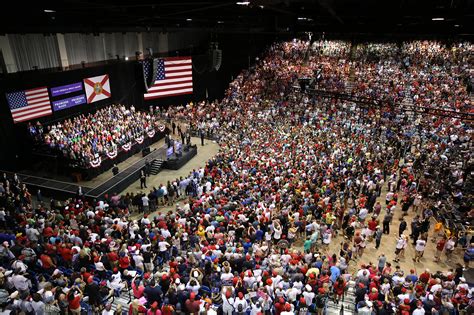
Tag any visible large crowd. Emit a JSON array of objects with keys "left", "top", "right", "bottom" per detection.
[
  {"left": 0, "top": 39, "right": 472, "bottom": 315},
  {"left": 29, "top": 105, "right": 166, "bottom": 167}
]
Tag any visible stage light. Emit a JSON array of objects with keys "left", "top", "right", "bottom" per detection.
[
  {"left": 236, "top": 1, "right": 250, "bottom": 5},
  {"left": 186, "top": 18, "right": 192, "bottom": 21},
  {"left": 454, "top": 24, "right": 460, "bottom": 27},
  {"left": 44, "top": 9, "right": 55, "bottom": 13},
  {"left": 125, "top": 57, "right": 129, "bottom": 61},
  {"left": 432, "top": 18, "right": 444, "bottom": 21},
  {"left": 217, "top": 20, "right": 224, "bottom": 24}
]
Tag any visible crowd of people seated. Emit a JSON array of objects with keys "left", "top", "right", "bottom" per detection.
[
  {"left": 0, "top": 39, "right": 472, "bottom": 315},
  {"left": 30, "top": 105, "right": 166, "bottom": 167}
]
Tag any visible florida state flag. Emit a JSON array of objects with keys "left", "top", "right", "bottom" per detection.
[{"left": 84, "top": 74, "right": 111, "bottom": 104}]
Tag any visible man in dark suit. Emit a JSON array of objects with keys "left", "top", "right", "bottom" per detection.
[
  {"left": 200, "top": 129, "right": 205, "bottom": 146},
  {"left": 112, "top": 164, "right": 119, "bottom": 176},
  {"left": 140, "top": 170, "right": 147, "bottom": 189}
]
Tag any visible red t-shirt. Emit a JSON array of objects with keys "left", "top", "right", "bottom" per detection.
[
  {"left": 185, "top": 299, "right": 200, "bottom": 314},
  {"left": 436, "top": 240, "right": 446, "bottom": 251},
  {"left": 119, "top": 256, "right": 130, "bottom": 269},
  {"left": 40, "top": 254, "right": 53, "bottom": 269},
  {"left": 43, "top": 227, "right": 53, "bottom": 237},
  {"left": 108, "top": 252, "right": 119, "bottom": 262},
  {"left": 61, "top": 248, "right": 73, "bottom": 262},
  {"left": 368, "top": 220, "right": 378, "bottom": 231},
  {"left": 68, "top": 295, "right": 81, "bottom": 310}
]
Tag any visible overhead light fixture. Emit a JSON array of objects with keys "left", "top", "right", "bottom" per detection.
[
  {"left": 432, "top": 17, "right": 444, "bottom": 21},
  {"left": 44, "top": 9, "right": 55, "bottom": 13},
  {"left": 298, "top": 17, "right": 307, "bottom": 21},
  {"left": 186, "top": 18, "right": 192, "bottom": 21},
  {"left": 236, "top": 1, "right": 250, "bottom": 5},
  {"left": 454, "top": 24, "right": 460, "bottom": 27},
  {"left": 217, "top": 20, "right": 224, "bottom": 24},
  {"left": 125, "top": 57, "right": 129, "bottom": 61}
]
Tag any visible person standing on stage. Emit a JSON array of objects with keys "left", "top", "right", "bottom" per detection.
[
  {"left": 180, "top": 130, "right": 185, "bottom": 145},
  {"left": 186, "top": 132, "right": 191, "bottom": 145},
  {"left": 200, "top": 129, "right": 205, "bottom": 146},
  {"left": 165, "top": 134, "right": 171, "bottom": 148},
  {"left": 140, "top": 170, "right": 147, "bottom": 189}
]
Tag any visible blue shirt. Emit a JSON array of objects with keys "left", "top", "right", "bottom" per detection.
[{"left": 330, "top": 265, "right": 341, "bottom": 283}]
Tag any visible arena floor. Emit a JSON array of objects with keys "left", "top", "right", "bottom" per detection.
[{"left": 124, "top": 138, "right": 468, "bottom": 276}]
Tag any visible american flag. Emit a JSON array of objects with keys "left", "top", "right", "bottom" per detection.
[
  {"left": 144, "top": 57, "right": 193, "bottom": 100},
  {"left": 6, "top": 87, "right": 52, "bottom": 123}
]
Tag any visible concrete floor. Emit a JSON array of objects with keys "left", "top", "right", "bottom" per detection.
[
  {"left": 124, "top": 137, "right": 220, "bottom": 195},
  {"left": 121, "top": 139, "right": 467, "bottom": 274}
]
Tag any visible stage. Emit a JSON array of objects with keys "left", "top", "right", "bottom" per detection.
[
  {"left": 1, "top": 140, "right": 199, "bottom": 200},
  {"left": 163, "top": 145, "right": 198, "bottom": 170}
]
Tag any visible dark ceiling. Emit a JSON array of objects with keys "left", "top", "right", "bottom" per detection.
[{"left": 2, "top": 0, "right": 473, "bottom": 37}]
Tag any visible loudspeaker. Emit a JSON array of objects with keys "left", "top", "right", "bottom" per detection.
[
  {"left": 142, "top": 147, "right": 151, "bottom": 157},
  {"left": 212, "top": 49, "right": 222, "bottom": 71}
]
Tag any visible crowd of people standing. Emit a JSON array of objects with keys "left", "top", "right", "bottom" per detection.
[{"left": 0, "top": 39, "right": 472, "bottom": 314}]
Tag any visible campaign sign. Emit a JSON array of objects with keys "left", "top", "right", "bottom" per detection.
[
  {"left": 52, "top": 95, "right": 87, "bottom": 111},
  {"left": 50, "top": 82, "right": 83, "bottom": 97}
]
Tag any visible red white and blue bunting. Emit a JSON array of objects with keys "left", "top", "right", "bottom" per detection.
[
  {"left": 147, "top": 129, "right": 155, "bottom": 138},
  {"left": 90, "top": 156, "right": 102, "bottom": 168},
  {"left": 106, "top": 147, "right": 118, "bottom": 159},
  {"left": 136, "top": 135, "right": 144, "bottom": 144}
]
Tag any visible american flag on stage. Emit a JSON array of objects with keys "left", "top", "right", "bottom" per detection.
[
  {"left": 6, "top": 87, "right": 52, "bottom": 123},
  {"left": 144, "top": 57, "right": 193, "bottom": 100}
]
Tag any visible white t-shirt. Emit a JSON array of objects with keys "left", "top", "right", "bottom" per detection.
[
  {"left": 182, "top": 232, "right": 188, "bottom": 241},
  {"left": 273, "top": 227, "right": 282, "bottom": 240},
  {"left": 323, "top": 232, "right": 332, "bottom": 244},
  {"left": 445, "top": 240, "right": 455, "bottom": 251},
  {"left": 413, "top": 308, "right": 425, "bottom": 315},
  {"left": 133, "top": 255, "right": 144, "bottom": 268},
  {"left": 396, "top": 238, "right": 406, "bottom": 249},
  {"left": 302, "top": 291, "right": 315, "bottom": 306},
  {"left": 265, "top": 231, "right": 272, "bottom": 241},
  {"left": 415, "top": 240, "right": 426, "bottom": 252},
  {"left": 142, "top": 196, "right": 149, "bottom": 206},
  {"left": 220, "top": 272, "right": 233, "bottom": 282},
  {"left": 158, "top": 241, "right": 170, "bottom": 252}
]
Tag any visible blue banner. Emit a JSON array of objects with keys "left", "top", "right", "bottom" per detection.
[
  {"left": 50, "top": 82, "right": 83, "bottom": 97},
  {"left": 52, "top": 94, "right": 87, "bottom": 111}
]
